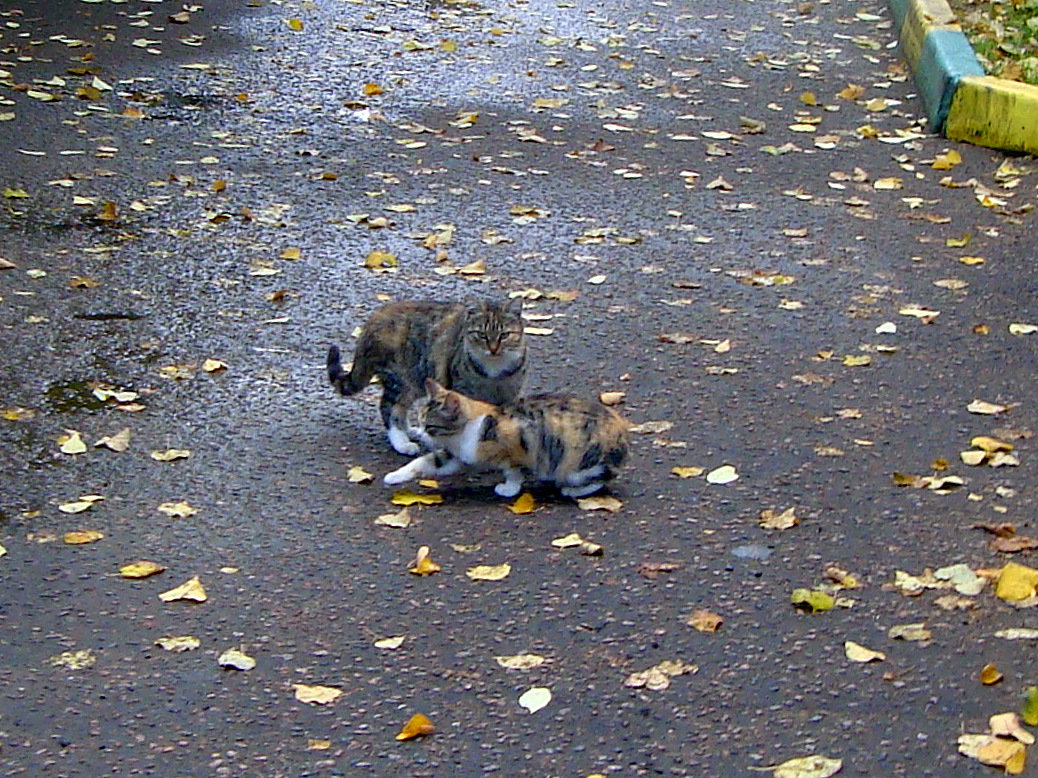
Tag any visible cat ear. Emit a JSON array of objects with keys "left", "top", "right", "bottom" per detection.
[
  {"left": 504, "top": 296, "right": 523, "bottom": 317},
  {"left": 425, "top": 377, "right": 446, "bottom": 396}
]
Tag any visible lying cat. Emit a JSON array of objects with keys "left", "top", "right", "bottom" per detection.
[
  {"left": 384, "top": 379, "right": 629, "bottom": 498},
  {"left": 328, "top": 299, "right": 527, "bottom": 455}
]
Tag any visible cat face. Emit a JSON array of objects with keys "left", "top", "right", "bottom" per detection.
[
  {"left": 464, "top": 299, "right": 524, "bottom": 360},
  {"left": 407, "top": 380, "right": 467, "bottom": 445}
]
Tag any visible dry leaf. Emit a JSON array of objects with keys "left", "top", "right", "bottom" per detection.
[
  {"left": 63, "top": 530, "right": 104, "bottom": 545},
  {"left": 771, "top": 755, "right": 843, "bottom": 778},
  {"left": 363, "top": 250, "right": 397, "bottom": 270},
  {"left": 293, "top": 683, "right": 343, "bottom": 705},
  {"left": 844, "top": 640, "right": 885, "bottom": 663},
  {"left": 374, "top": 507, "right": 412, "bottom": 528},
  {"left": 218, "top": 648, "right": 256, "bottom": 670},
  {"left": 706, "top": 464, "right": 739, "bottom": 484},
  {"left": 466, "top": 563, "right": 511, "bottom": 581},
  {"left": 409, "top": 545, "right": 441, "bottom": 576},
  {"left": 996, "top": 562, "right": 1038, "bottom": 601},
  {"left": 687, "top": 609, "right": 723, "bottom": 632},
  {"left": 576, "top": 495, "right": 623, "bottom": 512},
  {"left": 151, "top": 448, "right": 191, "bottom": 461},
  {"left": 374, "top": 636, "right": 405, "bottom": 650},
  {"left": 968, "top": 399, "right": 1009, "bottom": 415},
  {"left": 518, "top": 686, "right": 552, "bottom": 713},
  {"left": 120, "top": 560, "right": 165, "bottom": 578},
  {"left": 94, "top": 427, "right": 131, "bottom": 452},
  {"left": 202, "top": 358, "right": 227, "bottom": 373},
  {"left": 396, "top": 713, "right": 435, "bottom": 740},
  {"left": 58, "top": 495, "right": 104, "bottom": 513},
  {"left": 759, "top": 507, "right": 798, "bottom": 530},
  {"left": 551, "top": 532, "right": 584, "bottom": 549},
  {"left": 671, "top": 466, "right": 704, "bottom": 478},
  {"left": 158, "top": 501, "right": 198, "bottom": 519},
  {"left": 58, "top": 429, "right": 87, "bottom": 455},
  {"left": 46, "top": 649, "right": 96, "bottom": 670},
  {"left": 347, "top": 465, "right": 374, "bottom": 483},
  {"left": 391, "top": 490, "right": 443, "bottom": 506},
  {"left": 599, "top": 391, "right": 625, "bottom": 406},
  {"left": 888, "top": 622, "right": 931, "bottom": 641},
  {"left": 155, "top": 636, "right": 200, "bottom": 652},
  {"left": 159, "top": 576, "right": 208, "bottom": 603},
  {"left": 507, "top": 493, "right": 536, "bottom": 514},
  {"left": 496, "top": 653, "right": 547, "bottom": 670},
  {"left": 625, "top": 660, "right": 697, "bottom": 690},
  {"left": 980, "top": 663, "right": 1004, "bottom": 685}
]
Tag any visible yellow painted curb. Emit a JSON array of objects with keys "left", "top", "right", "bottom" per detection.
[{"left": 946, "top": 75, "right": 1038, "bottom": 155}]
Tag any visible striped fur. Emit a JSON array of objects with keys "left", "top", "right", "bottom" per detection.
[
  {"left": 384, "top": 379, "right": 629, "bottom": 498},
  {"left": 328, "top": 299, "right": 527, "bottom": 455}
]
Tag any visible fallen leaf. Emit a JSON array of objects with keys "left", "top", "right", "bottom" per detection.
[
  {"left": 466, "top": 563, "right": 511, "bottom": 581},
  {"left": 599, "top": 391, "right": 625, "bottom": 406},
  {"left": 46, "top": 649, "right": 96, "bottom": 670},
  {"left": 119, "top": 560, "right": 165, "bottom": 578},
  {"left": 518, "top": 686, "right": 552, "bottom": 713},
  {"left": 629, "top": 420, "right": 673, "bottom": 434},
  {"left": 639, "top": 561, "right": 680, "bottom": 579},
  {"left": 687, "top": 609, "right": 723, "bottom": 632},
  {"left": 791, "top": 588, "right": 834, "bottom": 613},
  {"left": 150, "top": 448, "right": 191, "bottom": 461},
  {"left": 94, "top": 427, "right": 131, "bottom": 452},
  {"left": 507, "top": 492, "right": 536, "bottom": 514},
  {"left": 671, "top": 466, "right": 704, "bottom": 478},
  {"left": 218, "top": 648, "right": 256, "bottom": 671},
  {"left": 58, "top": 494, "right": 104, "bottom": 513},
  {"left": 996, "top": 562, "right": 1038, "bottom": 601},
  {"left": 980, "top": 663, "right": 1004, "bottom": 685},
  {"left": 576, "top": 495, "right": 622, "bottom": 512},
  {"left": 968, "top": 399, "right": 1009, "bottom": 415},
  {"left": 293, "top": 684, "right": 343, "bottom": 705},
  {"left": 844, "top": 640, "right": 885, "bottom": 663},
  {"left": 63, "top": 530, "right": 104, "bottom": 545},
  {"left": 409, "top": 545, "right": 441, "bottom": 576},
  {"left": 155, "top": 636, "right": 200, "bottom": 652},
  {"left": 363, "top": 250, "right": 397, "bottom": 271},
  {"left": 391, "top": 490, "right": 443, "bottom": 506},
  {"left": 374, "top": 507, "right": 412, "bottom": 528},
  {"left": 158, "top": 501, "right": 198, "bottom": 519},
  {"left": 759, "top": 507, "right": 798, "bottom": 530},
  {"left": 348, "top": 466, "right": 374, "bottom": 483},
  {"left": 158, "top": 576, "right": 208, "bottom": 603},
  {"left": 396, "top": 713, "right": 435, "bottom": 740},
  {"left": 888, "top": 622, "right": 931, "bottom": 641},
  {"left": 58, "top": 429, "right": 87, "bottom": 455},
  {"left": 991, "top": 535, "right": 1038, "bottom": 553},
  {"left": 1022, "top": 687, "right": 1038, "bottom": 726},
  {"left": 990, "top": 712, "right": 1035, "bottom": 745},
  {"left": 374, "top": 636, "right": 405, "bottom": 650},
  {"left": 307, "top": 739, "right": 331, "bottom": 751},
  {"left": 551, "top": 532, "right": 584, "bottom": 549},
  {"left": 972, "top": 436, "right": 1013, "bottom": 453},
  {"left": 625, "top": 660, "right": 697, "bottom": 690},
  {"left": 496, "top": 653, "right": 546, "bottom": 670},
  {"left": 770, "top": 755, "right": 842, "bottom": 778},
  {"left": 706, "top": 464, "right": 739, "bottom": 484},
  {"left": 202, "top": 358, "right": 227, "bottom": 373},
  {"left": 1009, "top": 323, "right": 1037, "bottom": 335}
]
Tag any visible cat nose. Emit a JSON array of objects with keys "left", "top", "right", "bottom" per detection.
[{"left": 488, "top": 341, "right": 501, "bottom": 355}]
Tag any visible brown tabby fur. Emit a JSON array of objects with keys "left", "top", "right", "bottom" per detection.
[
  {"left": 328, "top": 299, "right": 526, "bottom": 455},
  {"left": 384, "top": 379, "right": 629, "bottom": 498}
]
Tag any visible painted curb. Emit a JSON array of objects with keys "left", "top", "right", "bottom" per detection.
[{"left": 889, "top": 0, "right": 1038, "bottom": 154}]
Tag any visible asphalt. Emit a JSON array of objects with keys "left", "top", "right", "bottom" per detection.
[{"left": 1, "top": 0, "right": 1036, "bottom": 776}]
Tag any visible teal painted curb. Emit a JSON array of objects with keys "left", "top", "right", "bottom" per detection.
[{"left": 918, "top": 29, "right": 985, "bottom": 131}]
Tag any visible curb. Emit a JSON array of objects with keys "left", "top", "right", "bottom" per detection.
[{"left": 889, "top": 0, "right": 1038, "bottom": 155}]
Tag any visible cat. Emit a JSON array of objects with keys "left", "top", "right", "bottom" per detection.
[
  {"left": 327, "top": 298, "right": 527, "bottom": 455},
  {"left": 383, "top": 378, "right": 629, "bottom": 498}
]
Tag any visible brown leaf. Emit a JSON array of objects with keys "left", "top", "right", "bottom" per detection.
[
  {"left": 639, "top": 561, "right": 680, "bottom": 579},
  {"left": 686, "top": 609, "right": 723, "bottom": 632},
  {"left": 991, "top": 535, "right": 1038, "bottom": 554}
]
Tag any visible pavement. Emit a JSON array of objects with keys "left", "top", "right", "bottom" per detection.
[{"left": 1, "top": 0, "right": 1037, "bottom": 776}]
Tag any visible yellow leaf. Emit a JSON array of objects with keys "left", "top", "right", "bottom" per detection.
[
  {"left": 842, "top": 354, "right": 871, "bottom": 367},
  {"left": 155, "top": 636, "right": 200, "bottom": 652},
  {"left": 286, "top": 17, "right": 303, "bottom": 31},
  {"left": 959, "top": 255, "right": 985, "bottom": 266},
  {"left": 495, "top": 653, "right": 546, "bottom": 670},
  {"left": 960, "top": 450, "right": 987, "bottom": 466},
  {"left": 799, "top": 91, "right": 817, "bottom": 106},
  {"left": 391, "top": 490, "right": 443, "bottom": 506},
  {"left": 995, "top": 562, "right": 1038, "bottom": 601},
  {"left": 759, "top": 507, "right": 798, "bottom": 530},
  {"left": 58, "top": 429, "right": 87, "bottom": 455},
  {"left": 409, "top": 545, "right": 441, "bottom": 576},
  {"left": 119, "top": 560, "right": 166, "bottom": 578},
  {"left": 94, "top": 427, "right": 131, "bottom": 452},
  {"left": 772, "top": 755, "right": 842, "bottom": 778},
  {"left": 374, "top": 507, "right": 412, "bottom": 528},
  {"left": 1022, "top": 687, "right": 1038, "bottom": 726},
  {"left": 932, "top": 149, "right": 962, "bottom": 170},
  {"left": 706, "top": 464, "right": 739, "bottom": 484},
  {"left": 202, "top": 358, "right": 227, "bottom": 372},
  {"left": 551, "top": 532, "right": 584, "bottom": 549},
  {"left": 46, "top": 649, "right": 96, "bottom": 670},
  {"left": 791, "top": 588, "right": 834, "bottom": 613},
  {"left": 158, "top": 501, "right": 198, "bottom": 519},
  {"left": 363, "top": 82, "right": 383, "bottom": 96},
  {"left": 599, "top": 391, "right": 625, "bottom": 406},
  {"left": 671, "top": 466, "right": 704, "bottom": 478},
  {"left": 151, "top": 448, "right": 191, "bottom": 461},
  {"left": 374, "top": 635, "right": 405, "bottom": 650},
  {"left": 396, "top": 713, "right": 435, "bottom": 740},
  {"left": 218, "top": 648, "right": 256, "bottom": 670},
  {"left": 159, "top": 576, "right": 208, "bottom": 602},
  {"left": 972, "top": 436, "right": 1013, "bottom": 453},
  {"left": 576, "top": 495, "right": 623, "bottom": 512},
  {"left": 507, "top": 493, "right": 536, "bottom": 514},
  {"left": 687, "top": 608, "right": 723, "bottom": 632},
  {"left": 874, "top": 177, "right": 903, "bottom": 190},
  {"left": 363, "top": 250, "right": 397, "bottom": 270},
  {"left": 979, "top": 663, "right": 1004, "bottom": 685},
  {"left": 280, "top": 246, "right": 302, "bottom": 260},
  {"left": 466, "top": 563, "right": 512, "bottom": 581},
  {"left": 347, "top": 465, "right": 374, "bottom": 483},
  {"left": 293, "top": 683, "right": 343, "bottom": 705},
  {"left": 0, "top": 543, "right": 6, "bottom": 557},
  {"left": 2, "top": 406, "right": 35, "bottom": 421},
  {"left": 63, "top": 530, "right": 104, "bottom": 545},
  {"left": 946, "top": 233, "right": 971, "bottom": 247},
  {"left": 458, "top": 258, "right": 486, "bottom": 276},
  {"left": 844, "top": 640, "right": 886, "bottom": 662},
  {"left": 440, "top": 39, "right": 458, "bottom": 52},
  {"left": 307, "top": 738, "right": 331, "bottom": 750},
  {"left": 58, "top": 495, "right": 104, "bottom": 513}
]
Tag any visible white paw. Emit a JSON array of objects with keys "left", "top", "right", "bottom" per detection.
[
  {"left": 388, "top": 427, "right": 421, "bottom": 456},
  {"left": 383, "top": 468, "right": 411, "bottom": 486},
  {"left": 494, "top": 480, "right": 522, "bottom": 498}
]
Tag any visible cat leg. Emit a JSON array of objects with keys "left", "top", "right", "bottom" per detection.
[
  {"left": 560, "top": 481, "right": 605, "bottom": 498},
  {"left": 493, "top": 466, "right": 524, "bottom": 498},
  {"left": 384, "top": 450, "right": 463, "bottom": 485},
  {"left": 382, "top": 391, "right": 421, "bottom": 455},
  {"left": 559, "top": 466, "right": 607, "bottom": 498}
]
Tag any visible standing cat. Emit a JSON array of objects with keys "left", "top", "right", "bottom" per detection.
[
  {"left": 384, "top": 379, "right": 629, "bottom": 498},
  {"left": 328, "top": 298, "right": 527, "bottom": 455}
]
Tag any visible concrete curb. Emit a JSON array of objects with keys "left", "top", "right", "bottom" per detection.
[{"left": 889, "top": 0, "right": 1038, "bottom": 155}]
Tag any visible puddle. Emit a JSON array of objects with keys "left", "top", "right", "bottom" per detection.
[{"left": 44, "top": 380, "right": 108, "bottom": 413}]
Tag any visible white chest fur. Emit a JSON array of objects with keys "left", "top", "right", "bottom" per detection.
[{"left": 455, "top": 415, "right": 487, "bottom": 465}]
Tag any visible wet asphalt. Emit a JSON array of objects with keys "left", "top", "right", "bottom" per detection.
[{"left": 1, "top": 0, "right": 1036, "bottom": 776}]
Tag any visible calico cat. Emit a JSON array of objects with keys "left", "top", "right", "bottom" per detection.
[
  {"left": 383, "top": 379, "right": 629, "bottom": 498},
  {"left": 328, "top": 298, "right": 527, "bottom": 455}
]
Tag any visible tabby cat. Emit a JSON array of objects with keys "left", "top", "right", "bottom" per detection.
[
  {"left": 328, "top": 298, "right": 527, "bottom": 455},
  {"left": 383, "top": 379, "right": 629, "bottom": 498}
]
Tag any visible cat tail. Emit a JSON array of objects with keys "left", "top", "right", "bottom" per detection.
[{"left": 327, "top": 344, "right": 372, "bottom": 395}]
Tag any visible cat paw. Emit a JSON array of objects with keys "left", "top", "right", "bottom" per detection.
[
  {"left": 383, "top": 468, "right": 411, "bottom": 486},
  {"left": 388, "top": 427, "right": 421, "bottom": 456},
  {"left": 494, "top": 480, "right": 522, "bottom": 498}
]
